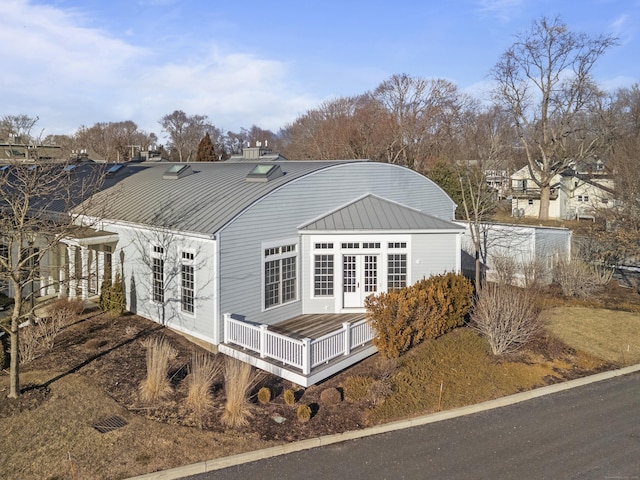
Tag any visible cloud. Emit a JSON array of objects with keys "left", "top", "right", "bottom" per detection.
[
  {"left": 0, "top": 0, "right": 319, "bottom": 136},
  {"left": 476, "top": 0, "right": 525, "bottom": 22}
]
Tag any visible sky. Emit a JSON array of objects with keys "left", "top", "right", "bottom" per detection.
[{"left": 1, "top": 0, "right": 640, "bottom": 142}]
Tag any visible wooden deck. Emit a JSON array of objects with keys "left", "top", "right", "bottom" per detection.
[
  {"left": 220, "top": 312, "right": 376, "bottom": 386},
  {"left": 269, "top": 313, "right": 368, "bottom": 340}
]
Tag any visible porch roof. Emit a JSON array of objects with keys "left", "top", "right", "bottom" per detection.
[
  {"left": 62, "top": 227, "right": 119, "bottom": 246},
  {"left": 299, "top": 194, "right": 464, "bottom": 232}
]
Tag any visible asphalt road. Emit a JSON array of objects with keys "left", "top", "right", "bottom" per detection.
[{"left": 184, "top": 371, "right": 640, "bottom": 480}]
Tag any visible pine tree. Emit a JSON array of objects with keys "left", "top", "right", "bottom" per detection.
[{"left": 195, "top": 132, "right": 217, "bottom": 162}]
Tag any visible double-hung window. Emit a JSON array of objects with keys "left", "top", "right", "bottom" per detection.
[
  {"left": 387, "top": 242, "right": 407, "bottom": 290},
  {"left": 313, "top": 242, "right": 334, "bottom": 297},
  {"left": 264, "top": 242, "right": 297, "bottom": 309},
  {"left": 181, "top": 251, "right": 195, "bottom": 314},
  {"left": 151, "top": 245, "right": 164, "bottom": 303}
]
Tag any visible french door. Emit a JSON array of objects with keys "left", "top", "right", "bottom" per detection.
[{"left": 342, "top": 254, "right": 378, "bottom": 308}]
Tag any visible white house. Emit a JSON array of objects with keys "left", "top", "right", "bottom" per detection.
[
  {"left": 28, "top": 160, "right": 464, "bottom": 385},
  {"left": 459, "top": 222, "right": 571, "bottom": 285},
  {"left": 510, "top": 160, "right": 615, "bottom": 220}
]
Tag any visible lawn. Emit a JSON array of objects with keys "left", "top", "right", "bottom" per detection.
[{"left": 0, "top": 287, "right": 638, "bottom": 479}]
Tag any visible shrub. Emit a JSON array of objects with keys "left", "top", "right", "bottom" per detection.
[
  {"left": 185, "top": 352, "right": 221, "bottom": 424},
  {"left": 342, "top": 375, "right": 376, "bottom": 402},
  {"left": 139, "top": 337, "right": 176, "bottom": 403},
  {"left": 319, "top": 387, "right": 342, "bottom": 405},
  {"left": 553, "top": 257, "right": 602, "bottom": 298},
  {"left": 18, "top": 324, "right": 39, "bottom": 363},
  {"left": 0, "top": 336, "right": 6, "bottom": 369},
  {"left": 365, "top": 272, "right": 473, "bottom": 358},
  {"left": 470, "top": 283, "right": 542, "bottom": 355},
  {"left": 296, "top": 404, "right": 312, "bottom": 423},
  {"left": 283, "top": 388, "right": 296, "bottom": 405},
  {"left": 257, "top": 387, "right": 271, "bottom": 404},
  {"left": 221, "top": 357, "right": 254, "bottom": 428},
  {"left": 99, "top": 273, "right": 126, "bottom": 316}
]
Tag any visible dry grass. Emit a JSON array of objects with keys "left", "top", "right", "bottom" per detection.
[
  {"left": 544, "top": 306, "right": 640, "bottom": 365},
  {"left": 139, "top": 337, "right": 176, "bottom": 403},
  {"left": 0, "top": 371, "right": 276, "bottom": 480},
  {"left": 221, "top": 356, "right": 254, "bottom": 428},
  {"left": 366, "top": 328, "right": 569, "bottom": 425},
  {"left": 186, "top": 352, "right": 222, "bottom": 424}
]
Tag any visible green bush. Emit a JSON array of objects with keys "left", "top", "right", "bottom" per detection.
[
  {"left": 99, "top": 272, "right": 126, "bottom": 316},
  {"left": 365, "top": 272, "right": 473, "bottom": 358}
]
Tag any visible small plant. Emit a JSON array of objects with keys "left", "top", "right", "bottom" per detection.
[
  {"left": 185, "top": 352, "right": 221, "bottom": 424},
  {"left": 221, "top": 357, "right": 254, "bottom": 428},
  {"left": 283, "top": 388, "right": 296, "bottom": 405},
  {"left": 296, "top": 404, "right": 312, "bottom": 423},
  {"left": 18, "top": 323, "right": 40, "bottom": 363},
  {"left": 257, "top": 386, "right": 271, "bottom": 404},
  {"left": 553, "top": 257, "right": 602, "bottom": 298},
  {"left": 139, "top": 337, "right": 176, "bottom": 403}
]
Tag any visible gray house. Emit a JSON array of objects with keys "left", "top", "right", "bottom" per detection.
[{"left": 58, "top": 160, "right": 463, "bottom": 385}]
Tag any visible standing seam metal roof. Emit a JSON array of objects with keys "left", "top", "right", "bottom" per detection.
[
  {"left": 83, "top": 161, "right": 361, "bottom": 235},
  {"left": 299, "top": 194, "right": 463, "bottom": 231}
]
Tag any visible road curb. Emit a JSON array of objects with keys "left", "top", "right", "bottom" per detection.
[{"left": 128, "top": 364, "right": 640, "bottom": 479}]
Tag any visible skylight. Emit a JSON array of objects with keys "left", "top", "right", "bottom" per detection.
[
  {"left": 246, "top": 164, "right": 284, "bottom": 183},
  {"left": 106, "top": 164, "right": 125, "bottom": 177},
  {"left": 64, "top": 164, "right": 76, "bottom": 172},
  {"left": 162, "top": 164, "right": 193, "bottom": 180}
]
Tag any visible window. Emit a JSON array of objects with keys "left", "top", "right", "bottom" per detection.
[
  {"left": 181, "top": 251, "right": 195, "bottom": 314},
  {"left": 388, "top": 242, "right": 407, "bottom": 249},
  {"left": 363, "top": 242, "right": 381, "bottom": 248},
  {"left": 314, "top": 254, "right": 334, "bottom": 296},
  {"left": 528, "top": 199, "right": 534, "bottom": 205},
  {"left": 314, "top": 242, "right": 333, "bottom": 249},
  {"left": 341, "top": 242, "right": 360, "bottom": 249},
  {"left": 388, "top": 254, "right": 407, "bottom": 289},
  {"left": 263, "top": 243, "right": 297, "bottom": 309},
  {"left": 151, "top": 246, "right": 164, "bottom": 303}
]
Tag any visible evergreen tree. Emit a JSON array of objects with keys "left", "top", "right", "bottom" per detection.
[{"left": 195, "top": 132, "right": 217, "bottom": 162}]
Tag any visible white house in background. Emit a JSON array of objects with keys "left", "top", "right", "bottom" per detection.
[
  {"left": 510, "top": 159, "right": 615, "bottom": 220},
  {"left": 36, "top": 160, "right": 461, "bottom": 386},
  {"left": 459, "top": 222, "right": 571, "bottom": 285}
]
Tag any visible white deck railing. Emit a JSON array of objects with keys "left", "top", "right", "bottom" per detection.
[{"left": 223, "top": 314, "right": 375, "bottom": 375}]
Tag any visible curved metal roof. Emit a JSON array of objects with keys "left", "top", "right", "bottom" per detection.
[{"left": 84, "top": 161, "right": 358, "bottom": 235}]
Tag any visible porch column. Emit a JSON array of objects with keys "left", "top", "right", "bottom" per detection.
[
  {"left": 67, "top": 245, "right": 77, "bottom": 298},
  {"left": 97, "top": 250, "right": 105, "bottom": 295},
  {"left": 80, "top": 246, "right": 89, "bottom": 300},
  {"left": 46, "top": 249, "right": 57, "bottom": 295},
  {"left": 58, "top": 244, "right": 67, "bottom": 298}
]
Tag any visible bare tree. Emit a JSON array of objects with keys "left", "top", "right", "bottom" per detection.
[
  {"left": 159, "top": 110, "right": 210, "bottom": 162},
  {"left": 372, "top": 74, "right": 469, "bottom": 169},
  {"left": 491, "top": 15, "right": 617, "bottom": 220},
  {"left": 75, "top": 121, "right": 157, "bottom": 162},
  {"left": 0, "top": 157, "right": 107, "bottom": 398}
]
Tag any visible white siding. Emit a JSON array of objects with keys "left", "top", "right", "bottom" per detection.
[
  {"left": 218, "top": 163, "right": 456, "bottom": 337},
  {"left": 101, "top": 221, "right": 217, "bottom": 345}
]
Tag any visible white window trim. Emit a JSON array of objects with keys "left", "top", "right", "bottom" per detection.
[
  {"left": 180, "top": 249, "right": 196, "bottom": 315},
  {"left": 261, "top": 237, "right": 299, "bottom": 311},
  {"left": 150, "top": 245, "right": 165, "bottom": 304}
]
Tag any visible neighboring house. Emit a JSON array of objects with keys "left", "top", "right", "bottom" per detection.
[
  {"left": 226, "top": 141, "right": 287, "bottom": 162},
  {"left": 10, "top": 160, "right": 463, "bottom": 386},
  {"left": 510, "top": 159, "right": 615, "bottom": 220},
  {"left": 459, "top": 222, "right": 571, "bottom": 285},
  {"left": 1, "top": 140, "right": 62, "bottom": 162}
]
